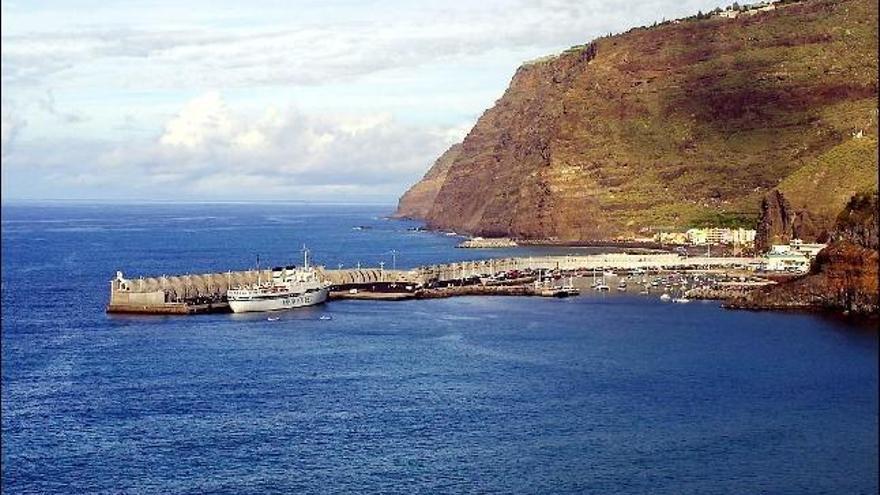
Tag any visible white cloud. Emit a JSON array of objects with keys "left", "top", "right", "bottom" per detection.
[
  {"left": 1, "top": 0, "right": 727, "bottom": 200},
  {"left": 1, "top": 0, "right": 723, "bottom": 90},
  {"left": 89, "top": 92, "right": 458, "bottom": 199},
  {"left": 36, "top": 89, "right": 88, "bottom": 124},
  {"left": 159, "top": 91, "right": 237, "bottom": 149},
  {"left": 1, "top": 100, "right": 26, "bottom": 159}
]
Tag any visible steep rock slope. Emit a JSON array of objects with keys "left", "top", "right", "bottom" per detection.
[
  {"left": 394, "top": 144, "right": 462, "bottom": 219},
  {"left": 401, "top": 0, "right": 878, "bottom": 240},
  {"left": 754, "top": 190, "right": 827, "bottom": 251}
]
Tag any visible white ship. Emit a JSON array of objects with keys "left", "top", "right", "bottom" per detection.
[{"left": 227, "top": 248, "right": 330, "bottom": 313}]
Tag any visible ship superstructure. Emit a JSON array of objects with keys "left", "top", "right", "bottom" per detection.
[{"left": 227, "top": 248, "right": 330, "bottom": 313}]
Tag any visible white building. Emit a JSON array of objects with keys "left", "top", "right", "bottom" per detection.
[
  {"left": 769, "top": 244, "right": 791, "bottom": 254},
  {"left": 763, "top": 239, "right": 828, "bottom": 272},
  {"left": 729, "top": 228, "right": 757, "bottom": 246},
  {"left": 686, "top": 227, "right": 757, "bottom": 246},
  {"left": 764, "top": 251, "right": 810, "bottom": 272},
  {"left": 686, "top": 228, "right": 709, "bottom": 245},
  {"left": 789, "top": 238, "right": 826, "bottom": 258}
]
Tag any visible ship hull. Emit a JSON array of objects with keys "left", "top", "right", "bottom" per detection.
[{"left": 228, "top": 288, "right": 329, "bottom": 313}]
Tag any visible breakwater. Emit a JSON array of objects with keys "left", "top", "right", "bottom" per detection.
[
  {"left": 107, "top": 253, "right": 763, "bottom": 314},
  {"left": 685, "top": 281, "right": 775, "bottom": 301}
]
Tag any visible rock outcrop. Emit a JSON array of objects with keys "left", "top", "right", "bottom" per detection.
[
  {"left": 730, "top": 192, "right": 879, "bottom": 315},
  {"left": 399, "top": 0, "right": 879, "bottom": 241},
  {"left": 754, "top": 190, "right": 827, "bottom": 252},
  {"left": 829, "top": 192, "right": 879, "bottom": 249}
]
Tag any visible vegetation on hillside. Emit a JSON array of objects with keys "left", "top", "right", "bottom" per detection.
[{"left": 401, "top": 0, "right": 879, "bottom": 241}]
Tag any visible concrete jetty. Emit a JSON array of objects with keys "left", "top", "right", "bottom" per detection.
[
  {"left": 457, "top": 237, "right": 518, "bottom": 248},
  {"left": 107, "top": 253, "right": 762, "bottom": 314}
]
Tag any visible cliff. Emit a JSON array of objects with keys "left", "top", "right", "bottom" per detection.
[
  {"left": 399, "top": 0, "right": 879, "bottom": 241},
  {"left": 394, "top": 144, "right": 462, "bottom": 219},
  {"left": 730, "top": 192, "right": 879, "bottom": 315},
  {"left": 754, "top": 190, "right": 827, "bottom": 251},
  {"left": 829, "top": 191, "right": 879, "bottom": 249}
]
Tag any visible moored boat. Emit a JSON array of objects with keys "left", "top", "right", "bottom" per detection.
[{"left": 227, "top": 248, "right": 331, "bottom": 313}]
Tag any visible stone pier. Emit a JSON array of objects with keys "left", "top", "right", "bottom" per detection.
[{"left": 107, "top": 253, "right": 763, "bottom": 314}]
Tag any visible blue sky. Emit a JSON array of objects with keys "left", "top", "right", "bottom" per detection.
[{"left": 2, "top": 0, "right": 722, "bottom": 203}]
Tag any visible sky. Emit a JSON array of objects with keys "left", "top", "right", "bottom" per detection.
[{"left": 1, "top": 0, "right": 722, "bottom": 203}]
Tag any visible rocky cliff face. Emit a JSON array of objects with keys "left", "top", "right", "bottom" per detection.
[
  {"left": 400, "top": 0, "right": 879, "bottom": 240},
  {"left": 394, "top": 144, "right": 462, "bottom": 219},
  {"left": 829, "top": 192, "right": 879, "bottom": 249},
  {"left": 754, "top": 190, "right": 827, "bottom": 251},
  {"left": 731, "top": 192, "right": 879, "bottom": 315},
  {"left": 428, "top": 45, "right": 602, "bottom": 238}
]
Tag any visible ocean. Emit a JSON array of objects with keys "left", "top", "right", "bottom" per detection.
[{"left": 2, "top": 202, "right": 877, "bottom": 494}]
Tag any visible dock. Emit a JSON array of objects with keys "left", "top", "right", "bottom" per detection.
[
  {"left": 107, "top": 253, "right": 763, "bottom": 314},
  {"left": 457, "top": 237, "right": 518, "bottom": 248}
]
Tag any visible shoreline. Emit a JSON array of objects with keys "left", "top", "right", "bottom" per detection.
[
  {"left": 721, "top": 300, "right": 880, "bottom": 324},
  {"left": 396, "top": 218, "right": 755, "bottom": 256}
]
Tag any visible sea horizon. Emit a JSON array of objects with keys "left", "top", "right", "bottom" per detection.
[{"left": 1, "top": 198, "right": 400, "bottom": 207}]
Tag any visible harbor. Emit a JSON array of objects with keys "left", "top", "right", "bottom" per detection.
[{"left": 107, "top": 253, "right": 772, "bottom": 314}]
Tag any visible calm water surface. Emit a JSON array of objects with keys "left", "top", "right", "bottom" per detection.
[{"left": 2, "top": 203, "right": 877, "bottom": 494}]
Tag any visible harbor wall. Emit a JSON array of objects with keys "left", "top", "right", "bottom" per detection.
[{"left": 107, "top": 254, "right": 763, "bottom": 314}]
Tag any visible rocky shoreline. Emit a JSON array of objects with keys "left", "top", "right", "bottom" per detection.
[
  {"left": 726, "top": 193, "right": 879, "bottom": 316},
  {"left": 685, "top": 285, "right": 763, "bottom": 301}
]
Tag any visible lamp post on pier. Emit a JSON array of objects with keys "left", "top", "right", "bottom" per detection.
[{"left": 390, "top": 249, "right": 398, "bottom": 270}]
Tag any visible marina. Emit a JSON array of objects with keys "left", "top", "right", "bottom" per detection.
[{"left": 107, "top": 252, "right": 771, "bottom": 314}]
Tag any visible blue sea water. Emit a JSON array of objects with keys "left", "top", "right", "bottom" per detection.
[{"left": 1, "top": 202, "right": 877, "bottom": 494}]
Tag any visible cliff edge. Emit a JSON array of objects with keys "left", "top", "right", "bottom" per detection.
[
  {"left": 394, "top": 144, "right": 462, "bottom": 219},
  {"left": 398, "top": 0, "right": 879, "bottom": 241}
]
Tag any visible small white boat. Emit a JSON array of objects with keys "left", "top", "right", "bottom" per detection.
[
  {"left": 672, "top": 297, "right": 691, "bottom": 304},
  {"left": 267, "top": 316, "right": 280, "bottom": 321},
  {"left": 660, "top": 293, "right": 671, "bottom": 301},
  {"left": 560, "top": 276, "right": 580, "bottom": 296},
  {"left": 319, "top": 315, "right": 332, "bottom": 321}
]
